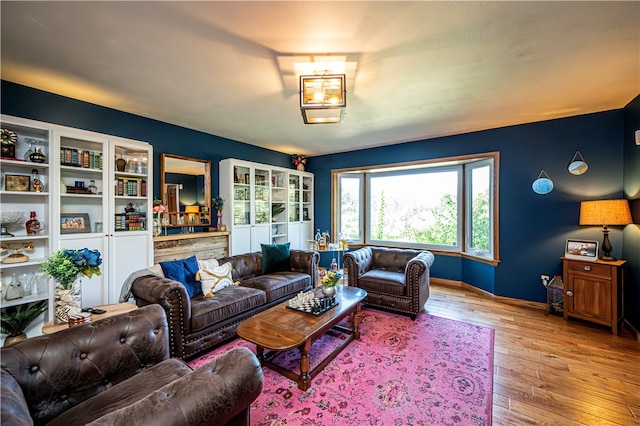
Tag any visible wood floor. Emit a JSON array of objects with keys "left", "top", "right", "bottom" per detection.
[{"left": 424, "top": 282, "right": 640, "bottom": 426}]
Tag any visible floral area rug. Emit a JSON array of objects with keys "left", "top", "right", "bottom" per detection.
[{"left": 189, "top": 309, "right": 494, "bottom": 426}]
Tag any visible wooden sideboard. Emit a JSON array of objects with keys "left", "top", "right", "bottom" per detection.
[{"left": 153, "top": 232, "right": 230, "bottom": 263}]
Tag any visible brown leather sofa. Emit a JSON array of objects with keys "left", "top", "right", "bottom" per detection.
[
  {"left": 0, "top": 304, "right": 263, "bottom": 426},
  {"left": 132, "top": 250, "right": 319, "bottom": 360},
  {"left": 343, "top": 246, "right": 435, "bottom": 320}
]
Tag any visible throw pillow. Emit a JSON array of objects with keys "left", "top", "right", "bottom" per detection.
[
  {"left": 159, "top": 255, "right": 201, "bottom": 298},
  {"left": 261, "top": 243, "right": 291, "bottom": 274},
  {"left": 197, "top": 263, "right": 235, "bottom": 298}
]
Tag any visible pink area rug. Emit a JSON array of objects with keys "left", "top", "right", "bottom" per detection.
[{"left": 189, "top": 309, "right": 494, "bottom": 425}]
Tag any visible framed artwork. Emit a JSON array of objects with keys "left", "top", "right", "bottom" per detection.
[
  {"left": 60, "top": 213, "right": 91, "bottom": 234},
  {"left": 565, "top": 239, "right": 598, "bottom": 262},
  {"left": 5, "top": 174, "right": 30, "bottom": 192}
]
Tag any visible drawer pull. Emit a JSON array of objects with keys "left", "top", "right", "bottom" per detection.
[
  {"left": 567, "top": 291, "right": 574, "bottom": 297},
  {"left": 584, "top": 265, "right": 591, "bottom": 271}
]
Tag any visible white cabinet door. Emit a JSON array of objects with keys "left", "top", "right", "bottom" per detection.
[
  {"left": 231, "top": 226, "right": 251, "bottom": 255},
  {"left": 251, "top": 225, "right": 271, "bottom": 252},
  {"left": 109, "top": 233, "right": 150, "bottom": 303},
  {"left": 288, "top": 222, "right": 302, "bottom": 250}
]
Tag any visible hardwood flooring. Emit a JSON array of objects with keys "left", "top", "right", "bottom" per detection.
[{"left": 424, "top": 282, "right": 640, "bottom": 425}]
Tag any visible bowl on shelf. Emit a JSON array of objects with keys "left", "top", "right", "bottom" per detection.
[{"left": 1, "top": 212, "right": 24, "bottom": 237}]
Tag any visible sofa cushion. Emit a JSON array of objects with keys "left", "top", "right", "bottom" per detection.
[
  {"left": 190, "top": 286, "right": 267, "bottom": 331},
  {"left": 47, "top": 358, "right": 192, "bottom": 426},
  {"left": 240, "top": 271, "right": 311, "bottom": 303},
  {"left": 197, "top": 262, "right": 235, "bottom": 298},
  {"left": 261, "top": 243, "right": 291, "bottom": 274},
  {"left": 358, "top": 269, "right": 406, "bottom": 296},
  {"left": 160, "top": 255, "right": 201, "bottom": 298}
]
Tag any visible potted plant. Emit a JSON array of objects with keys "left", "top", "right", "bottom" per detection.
[
  {"left": 1, "top": 300, "right": 47, "bottom": 346},
  {"left": 41, "top": 248, "right": 102, "bottom": 324},
  {"left": 212, "top": 196, "right": 224, "bottom": 230},
  {"left": 271, "top": 203, "right": 285, "bottom": 222},
  {"left": 320, "top": 270, "right": 343, "bottom": 297}
]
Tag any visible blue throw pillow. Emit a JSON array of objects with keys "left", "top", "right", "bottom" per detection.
[
  {"left": 160, "top": 255, "right": 202, "bottom": 298},
  {"left": 261, "top": 243, "right": 291, "bottom": 274}
]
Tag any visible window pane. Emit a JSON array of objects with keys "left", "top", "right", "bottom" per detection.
[
  {"left": 368, "top": 169, "right": 459, "bottom": 247},
  {"left": 469, "top": 164, "right": 491, "bottom": 253},
  {"left": 338, "top": 176, "right": 361, "bottom": 241}
]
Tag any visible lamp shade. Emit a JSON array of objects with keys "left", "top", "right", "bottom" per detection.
[
  {"left": 300, "top": 74, "right": 346, "bottom": 124},
  {"left": 579, "top": 199, "right": 632, "bottom": 226},
  {"left": 185, "top": 206, "right": 199, "bottom": 214}
]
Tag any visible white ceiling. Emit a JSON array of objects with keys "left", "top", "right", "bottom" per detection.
[{"left": 1, "top": 1, "right": 638, "bottom": 156}]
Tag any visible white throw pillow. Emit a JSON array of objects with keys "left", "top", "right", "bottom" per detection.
[
  {"left": 197, "top": 262, "right": 234, "bottom": 298},
  {"left": 198, "top": 258, "right": 220, "bottom": 271}
]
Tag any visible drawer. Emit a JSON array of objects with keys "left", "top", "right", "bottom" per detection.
[{"left": 566, "top": 261, "right": 611, "bottom": 276}]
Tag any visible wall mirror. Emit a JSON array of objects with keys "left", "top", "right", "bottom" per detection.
[{"left": 160, "top": 153, "right": 211, "bottom": 228}]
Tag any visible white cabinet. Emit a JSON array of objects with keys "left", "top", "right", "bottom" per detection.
[
  {"left": 219, "top": 159, "right": 314, "bottom": 255},
  {"left": 53, "top": 128, "right": 153, "bottom": 305}
]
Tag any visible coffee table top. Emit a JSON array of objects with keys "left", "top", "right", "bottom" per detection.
[{"left": 237, "top": 286, "right": 366, "bottom": 351}]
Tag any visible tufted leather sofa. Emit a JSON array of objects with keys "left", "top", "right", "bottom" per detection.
[
  {"left": 343, "top": 246, "right": 435, "bottom": 320},
  {"left": 132, "top": 250, "right": 319, "bottom": 360},
  {"left": 0, "top": 304, "right": 263, "bottom": 426}
]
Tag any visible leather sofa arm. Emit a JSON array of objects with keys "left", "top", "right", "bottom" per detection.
[
  {"left": 405, "top": 251, "right": 435, "bottom": 298},
  {"left": 131, "top": 275, "right": 192, "bottom": 359},
  {"left": 290, "top": 250, "right": 320, "bottom": 287},
  {"left": 343, "top": 247, "right": 374, "bottom": 287},
  {"left": 86, "top": 347, "right": 264, "bottom": 426}
]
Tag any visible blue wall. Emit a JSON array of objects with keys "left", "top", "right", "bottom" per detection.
[
  {"left": 308, "top": 110, "right": 629, "bottom": 305},
  {"left": 622, "top": 94, "right": 640, "bottom": 330},
  {"left": 3, "top": 81, "right": 638, "bottom": 329}
]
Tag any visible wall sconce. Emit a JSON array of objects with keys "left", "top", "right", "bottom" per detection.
[
  {"left": 568, "top": 150, "right": 588, "bottom": 175},
  {"left": 300, "top": 74, "right": 346, "bottom": 124},
  {"left": 579, "top": 199, "right": 632, "bottom": 261},
  {"left": 532, "top": 170, "right": 553, "bottom": 195}
]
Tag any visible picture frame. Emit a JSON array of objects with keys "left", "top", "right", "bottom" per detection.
[
  {"left": 5, "top": 174, "right": 30, "bottom": 192},
  {"left": 60, "top": 213, "right": 91, "bottom": 234},
  {"left": 565, "top": 239, "right": 598, "bottom": 262}
]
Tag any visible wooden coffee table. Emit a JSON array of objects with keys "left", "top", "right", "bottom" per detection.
[{"left": 237, "top": 286, "right": 367, "bottom": 390}]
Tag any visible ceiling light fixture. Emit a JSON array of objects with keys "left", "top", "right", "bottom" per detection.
[{"left": 300, "top": 74, "right": 346, "bottom": 124}]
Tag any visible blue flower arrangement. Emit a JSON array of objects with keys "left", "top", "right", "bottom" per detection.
[{"left": 41, "top": 248, "right": 103, "bottom": 289}]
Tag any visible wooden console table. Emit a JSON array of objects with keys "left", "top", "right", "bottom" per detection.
[
  {"left": 153, "top": 231, "right": 230, "bottom": 263},
  {"left": 42, "top": 303, "right": 137, "bottom": 334}
]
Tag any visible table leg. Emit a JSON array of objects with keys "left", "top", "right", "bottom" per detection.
[
  {"left": 256, "top": 345, "right": 265, "bottom": 362},
  {"left": 353, "top": 303, "right": 361, "bottom": 340},
  {"left": 298, "top": 339, "right": 312, "bottom": 390}
]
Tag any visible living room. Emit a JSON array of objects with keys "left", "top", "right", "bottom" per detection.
[{"left": 1, "top": 2, "right": 639, "bottom": 425}]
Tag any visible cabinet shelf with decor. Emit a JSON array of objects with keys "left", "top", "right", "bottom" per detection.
[
  {"left": 220, "top": 158, "right": 314, "bottom": 255},
  {"left": 1, "top": 116, "right": 54, "bottom": 343}
]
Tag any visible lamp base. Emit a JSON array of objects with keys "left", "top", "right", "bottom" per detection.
[{"left": 599, "top": 255, "right": 618, "bottom": 262}]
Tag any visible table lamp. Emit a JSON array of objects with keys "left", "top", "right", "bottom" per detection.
[{"left": 579, "top": 199, "right": 632, "bottom": 261}]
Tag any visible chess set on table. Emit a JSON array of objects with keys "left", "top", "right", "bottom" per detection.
[{"left": 287, "top": 290, "right": 338, "bottom": 317}]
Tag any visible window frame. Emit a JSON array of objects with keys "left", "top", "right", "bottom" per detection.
[{"left": 332, "top": 152, "right": 500, "bottom": 264}]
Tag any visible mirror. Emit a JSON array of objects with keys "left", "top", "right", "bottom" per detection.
[{"left": 161, "top": 153, "right": 211, "bottom": 228}]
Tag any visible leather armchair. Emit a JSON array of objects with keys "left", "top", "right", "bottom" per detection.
[
  {"left": 343, "top": 246, "right": 435, "bottom": 320},
  {"left": 1, "top": 304, "right": 263, "bottom": 426}
]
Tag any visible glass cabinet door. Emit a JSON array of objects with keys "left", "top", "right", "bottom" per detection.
[
  {"left": 288, "top": 174, "right": 300, "bottom": 222},
  {"left": 254, "top": 168, "right": 270, "bottom": 225},
  {"left": 233, "top": 165, "right": 251, "bottom": 225}
]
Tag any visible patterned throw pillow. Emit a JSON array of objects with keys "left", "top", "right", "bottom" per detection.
[{"left": 197, "top": 262, "right": 235, "bottom": 298}]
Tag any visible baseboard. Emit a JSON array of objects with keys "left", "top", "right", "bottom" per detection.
[{"left": 430, "top": 278, "right": 547, "bottom": 311}]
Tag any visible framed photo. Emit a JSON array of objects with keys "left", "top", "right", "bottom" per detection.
[
  {"left": 5, "top": 174, "right": 30, "bottom": 192},
  {"left": 565, "top": 239, "right": 598, "bottom": 262},
  {"left": 60, "top": 213, "right": 91, "bottom": 234}
]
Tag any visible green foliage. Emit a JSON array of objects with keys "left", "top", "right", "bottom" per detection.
[
  {"left": 471, "top": 189, "right": 490, "bottom": 251},
  {"left": 1, "top": 301, "right": 47, "bottom": 336},
  {"left": 212, "top": 196, "right": 224, "bottom": 211},
  {"left": 41, "top": 248, "right": 102, "bottom": 289},
  {"left": 272, "top": 203, "right": 285, "bottom": 216}
]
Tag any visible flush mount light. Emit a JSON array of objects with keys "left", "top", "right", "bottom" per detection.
[{"left": 300, "top": 74, "right": 346, "bottom": 124}]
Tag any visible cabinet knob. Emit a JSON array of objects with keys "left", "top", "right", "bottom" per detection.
[
  {"left": 584, "top": 265, "right": 591, "bottom": 271},
  {"left": 567, "top": 291, "right": 574, "bottom": 297}
]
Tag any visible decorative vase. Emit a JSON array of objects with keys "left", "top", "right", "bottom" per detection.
[
  {"left": 29, "top": 146, "right": 46, "bottom": 163},
  {"left": 297, "top": 163, "right": 305, "bottom": 171},
  {"left": 322, "top": 285, "right": 336, "bottom": 297},
  {"left": 3, "top": 333, "right": 27, "bottom": 347},
  {"left": 54, "top": 280, "right": 82, "bottom": 324},
  {"left": 153, "top": 213, "right": 162, "bottom": 237},
  {"left": 216, "top": 210, "right": 222, "bottom": 230}
]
